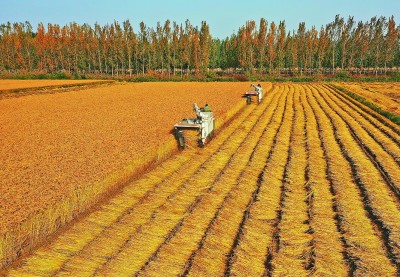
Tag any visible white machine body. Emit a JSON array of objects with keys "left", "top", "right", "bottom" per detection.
[
  {"left": 244, "top": 84, "right": 263, "bottom": 104},
  {"left": 174, "top": 103, "right": 215, "bottom": 148}
]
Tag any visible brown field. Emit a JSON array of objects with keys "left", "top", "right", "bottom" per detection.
[
  {"left": 0, "top": 82, "right": 259, "bottom": 268},
  {"left": 2, "top": 82, "right": 400, "bottom": 276},
  {"left": 335, "top": 82, "right": 400, "bottom": 116},
  {"left": 0, "top": 79, "right": 111, "bottom": 91}
]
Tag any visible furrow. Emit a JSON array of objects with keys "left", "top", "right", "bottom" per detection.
[
  {"left": 318, "top": 85, "right": 400, "bottom": 202},
  {"left": 137, "top": 86, "right": 287, "bottom": 276},
  {"left": 269, "top": 85, "right": 313, "bottom": 276},
  {"left": 301, "top": 85, "right": 348, "bottom": 276},
  {"left": 225, "top": 84, "right": 293, "bottom": 276},
  {"left": 308, "top": 84, "right": 399, "bottom": 275},
  {"left": 93, "top": 88, "right": 278, "bottom": 276}
]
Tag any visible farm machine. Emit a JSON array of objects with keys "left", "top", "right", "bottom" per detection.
[
  {"left": 243, "top": 84, "right": 263, "bottom": 104},
  {"left": 174, "top": 103, "right": 215, "bottom": 149}
]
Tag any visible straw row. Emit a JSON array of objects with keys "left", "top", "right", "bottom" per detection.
[
  {"left": 223, "top": 84, "right": 293, "bottom": 276},
  {"left": 324, "top": 84, "right": 400, "bottom": 148},
  {"left": 319, "top": 85, "right": 400, "bottom": 196},
  {"left": 300, "top": 85, "right": 347, "bottom": 276},
  {"left": 306, "top": 84, "right": 397, "bottom": 275},
  {"left": 328, "top": 84, "right": 400, "bottom": 136},
  {"left": 95, "top": 87, "right": 278, "bottom": 276},
  {"left": 184, "top": 85, "right": 288, "bottom": 276},
  {"left": 323, "top": 85, "right": 400, "bottom": 164},
  {"left": 7, "top": 90, "right": 261, "bottom": 276},
  {"left": 333, "top": 82, "right": 400, "bottom": 120},
  {"left": 138, "top": 87, "right": 285, "bottom": 276},
  {"left": 269, "top": 85, "right": 313, "bottom": 276},
  {"left": 311, "top": 85, "right": 400, "bottom": 268}
]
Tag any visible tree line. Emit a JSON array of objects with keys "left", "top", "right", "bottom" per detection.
[{"left": 0, "top": 15, "right": 399, "bottom": 77}]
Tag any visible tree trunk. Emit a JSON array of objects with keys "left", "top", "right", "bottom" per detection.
[
  {"left": 142, "top": 53, "right": 145, "bottom": 75},
  {"left": 128, "top": 53, "right": 132, "bottom": 77}
]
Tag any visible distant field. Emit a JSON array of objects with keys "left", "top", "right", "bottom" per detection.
[
  {"left": 335, "top": 82, "right": 400, "bottom": 116},
  {"left": 0, "top": 79, "right": 112, "bottom": 91},
  {"left": 0, "top": 81, "right": 257, "bottom": 268}
]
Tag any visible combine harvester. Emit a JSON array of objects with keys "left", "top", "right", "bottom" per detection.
[
  {"left": 174, "top": 103, "right": 215, "bottom": 149},
  {"left": 243, "top": 83, "right": 263, "bottom": 104},
  {"left": 174, "top": 83, "right": 264, "bottom": 149}
]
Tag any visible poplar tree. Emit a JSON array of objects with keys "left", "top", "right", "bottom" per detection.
[
  {"left": 266, "top": 21, "right": 276, "bottom": 73},
  {"left": 199, "top": 21, "right": 211, "bottom": 72}
]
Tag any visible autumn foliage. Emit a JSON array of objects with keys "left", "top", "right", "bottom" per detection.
[{"left": 0, "top": 16, "right": 399, "bottom": 77}]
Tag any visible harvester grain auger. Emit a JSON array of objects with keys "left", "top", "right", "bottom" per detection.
[
  {"left": 173, "top": 103, "right": 215, "bottom": 149},
  {"left": 243, "top": 83, "right": 263, "bottom": 104}
]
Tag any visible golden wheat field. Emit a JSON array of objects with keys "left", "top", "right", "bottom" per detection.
[
  {"left": 2, "top": 82, "right": 399, "bottom": 276},
  {"left": 336, "top": 82, "right": 400, "bottom": 116},
  {"left": 0, "top": 81, "right": 256, "bottom": 270}
]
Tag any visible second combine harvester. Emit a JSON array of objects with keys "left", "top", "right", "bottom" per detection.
[{"left": 244, "top": 83, "right": 264, "bottom": 104}]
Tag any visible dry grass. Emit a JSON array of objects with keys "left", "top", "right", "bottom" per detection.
[
  {"left": 307, "top": 84, "right": 397, "bottom": 276},
  {"left": 229, "top": 85, "right": 294, "bottom": 276},
  {"left": 335, "top": 82, "right": 400, "bottom": 116},
  {"left": 313, "top": 84, "right": 400, "bottom": 266},
  {"left": 271, "top": 86, "right": 313, "bottom": 276}
]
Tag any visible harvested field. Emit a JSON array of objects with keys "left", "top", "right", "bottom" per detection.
[
  {"left": 0, "top": 82, "right": 259, "bottom": 268},
  {"left": 0, "top": 79, "right": 111, "bottom": 91},
  {"left": 335, "top": 82, "right": 400, "bottom": 116},
  {"left": 3, "top": 83, "right": 400, "bottom": 276},
  {"left": 0, "top": 79, "right": 115, "bottom": 99}
]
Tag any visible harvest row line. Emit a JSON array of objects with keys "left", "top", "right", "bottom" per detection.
[{"left": 7, "top": 83, "right": 400, "bottom": 276}]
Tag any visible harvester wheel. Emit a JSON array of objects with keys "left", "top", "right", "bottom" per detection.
[
  {"left": 174, "top": 129, "right": 186, "bottom": 149},
  {"left": 178, "top": 135, "right": 185, "bottom": 149},
  {"left": 246, "top": 95, "right": 251, "bottom": 105},
  {"left": 198, "top": 139, "right": 205, "bottom": 148}
]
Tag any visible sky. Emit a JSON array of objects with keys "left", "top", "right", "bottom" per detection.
[{"left": 1, "top": 0, "right": 399, "bottom": 38}]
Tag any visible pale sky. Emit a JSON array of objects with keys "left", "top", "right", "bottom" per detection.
[{"left": 1, "top": 0, "right": 399, "bottom": 38}]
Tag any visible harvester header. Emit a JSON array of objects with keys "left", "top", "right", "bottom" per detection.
[{"left": 243, "top": 84, "right": 264, "bottom": 104}]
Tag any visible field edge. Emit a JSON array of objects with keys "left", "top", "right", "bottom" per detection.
[{"left": 329, "top": 83, "right": 400, "bottom": 125}]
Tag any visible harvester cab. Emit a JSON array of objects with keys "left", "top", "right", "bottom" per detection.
[
  {"left": 243, "top": 84, "right": 263, "bottom": 104},
  {"left": 173, "top": 103, "right": 215, "bottom": 149}
]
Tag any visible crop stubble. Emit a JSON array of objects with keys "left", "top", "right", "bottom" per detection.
[{"left": 335, "top": 82, "right": 400, "bottom": 116}]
